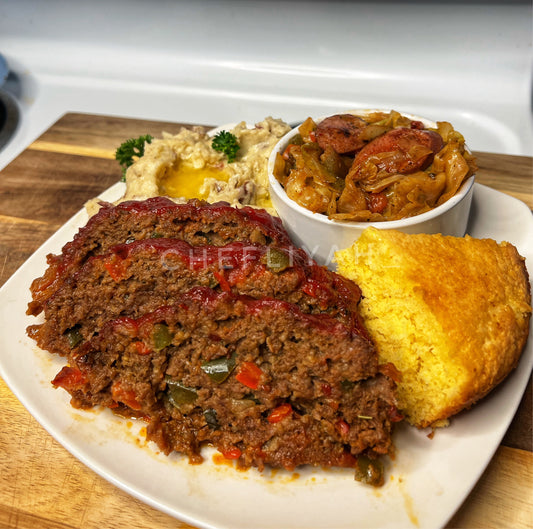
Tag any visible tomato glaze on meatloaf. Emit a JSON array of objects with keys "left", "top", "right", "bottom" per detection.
[
  {"left": 28, "top": 239, "right": 365, "bottom": 357},
  {"left": 52, "top": 286, "right": 399, "bottom": 471},
  {"left": 27, "top": 197, "right": 294, "bottom": 316}
]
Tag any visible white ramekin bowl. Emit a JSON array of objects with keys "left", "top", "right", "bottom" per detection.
[{"left": 268, "top": 110, "right": 475, "bottom": 268}]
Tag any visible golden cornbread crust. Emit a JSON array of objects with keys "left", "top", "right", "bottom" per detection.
[{"left": 335, "top": 227, "right": 532, "bottom": 428}]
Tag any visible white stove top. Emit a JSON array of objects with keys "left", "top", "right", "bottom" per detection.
[{"left": 0, "top": 0, "right": 531, "bottom": 170}]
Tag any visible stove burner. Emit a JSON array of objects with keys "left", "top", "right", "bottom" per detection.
[{"left": 0, "top": 89, "right": 19, "bottom": 151}]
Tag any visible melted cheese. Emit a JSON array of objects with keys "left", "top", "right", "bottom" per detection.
[{"left": 160, "top": 163, "right": 230, "bottom": 200}]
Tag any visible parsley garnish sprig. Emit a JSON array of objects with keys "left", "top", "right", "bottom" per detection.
[
  {"left": 115, "top": 134, "right": 153, "bottom": 181},
  {"left": 212, "top": 130, "right": 240, "bottom": 163}
]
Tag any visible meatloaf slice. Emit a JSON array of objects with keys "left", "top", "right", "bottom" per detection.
[
  {"left": 28, "top": 239, "right": 364, "bottom": 356},
  {"left": 27, "top": 197, "right": 294, "bottom": 316},
  {"left": 51, "top": 287, "right": 398, "bottom": 471}
]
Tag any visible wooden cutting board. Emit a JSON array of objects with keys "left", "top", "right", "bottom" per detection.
[{"left": 0, "top": 112, "right": 532, "bottom": 529}]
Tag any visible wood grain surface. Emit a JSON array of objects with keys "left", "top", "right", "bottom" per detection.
[{"left": 0, "top": 113, "right": 532, "bottom": 529}]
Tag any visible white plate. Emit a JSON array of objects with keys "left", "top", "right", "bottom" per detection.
[{"left": 0, "top": 182, "right": 532, "bottom": 529}]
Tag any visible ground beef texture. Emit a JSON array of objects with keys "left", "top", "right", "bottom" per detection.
[
  {"left": 27, "top": 197, "right": 293, "bottom": 316},
  {"left": 28, "top": 239, "right": 365, "bottom": 356},
  {"left": 52, "top": 287, "right": 398, "bottom": 471}
]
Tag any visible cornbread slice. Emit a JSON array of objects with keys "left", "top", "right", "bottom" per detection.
[{"left": 335, "top": 227, "right": 531, "bottom": 428}]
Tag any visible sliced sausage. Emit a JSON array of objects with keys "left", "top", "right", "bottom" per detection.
[
  {"left": 351, "top": 127, "right": 444, "bottom": 175},
  {"left": 315, "top": 114, "right": 367, "bottom": 154}
]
